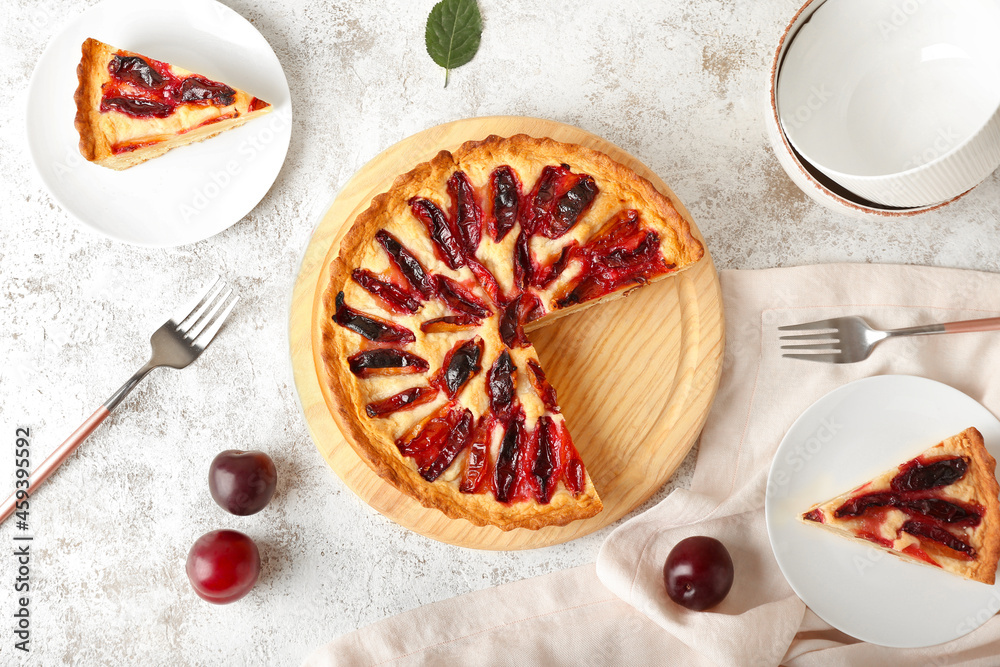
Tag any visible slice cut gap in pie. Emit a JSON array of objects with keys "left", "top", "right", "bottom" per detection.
[
  {"left": 319, "top": 134, "right": 705, "bottom": 531},
  {"left": 74, "top": 38, "right": 272, "bottom": 170},
  {"left": 801, "top": 427, "right": 1000, "bottom": 584}
]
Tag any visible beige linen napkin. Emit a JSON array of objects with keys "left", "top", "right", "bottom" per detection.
[{"left": 305, "top": 264, "right": 1000, "bottom": 667}]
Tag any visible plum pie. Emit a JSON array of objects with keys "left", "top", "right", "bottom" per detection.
[
  {"left": 74, "top": 38, "right": 271, "bottom": 170},
  {"left": 318, "top": 134, "right": 705, "bottom": 530},
  {"left": 802, "top": 427, "right": 1000, "bottom": 584}
]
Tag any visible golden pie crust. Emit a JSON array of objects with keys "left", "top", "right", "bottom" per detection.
[
  {"left": 317, "top": 134, "right": 704, "bottom": 530},
  {"left": 802, "top": 427, "right": 1000, "bottom": 584},
  {"left": 74, "top": 38, "right": 271, "bottom": 170}
]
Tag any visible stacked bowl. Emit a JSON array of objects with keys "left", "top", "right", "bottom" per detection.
[{"left": 767, "top": 0, "right": 1000, "bottom": 218}]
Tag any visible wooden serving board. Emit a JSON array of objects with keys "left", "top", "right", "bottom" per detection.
[{"left": 289, "top": 116, "right": 724, "bottom": 550}]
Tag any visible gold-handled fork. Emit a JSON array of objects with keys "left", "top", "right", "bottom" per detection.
[
  {"left": 780, "top": 315, "right": 1000, "bottom": 363},
  {"left": 0, "top": 277, "right": 238, "bottom": 524}
]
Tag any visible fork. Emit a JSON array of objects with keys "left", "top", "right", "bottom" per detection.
[
  {"left": 779, "top": 315, "right": 1000, "bottom": 363},
  {"left": 0, "top": 277, "right": 238, "bottom": 524}
]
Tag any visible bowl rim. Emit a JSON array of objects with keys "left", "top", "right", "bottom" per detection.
[
  {"left": 783, "top": 106, "right": 1000, "bottom": 186},
  {"left": 775, "top": 0, "right": 1000, "bottom": 185},
  {"left": 767, "top": 0, "right": 974, "bottom": 217}
]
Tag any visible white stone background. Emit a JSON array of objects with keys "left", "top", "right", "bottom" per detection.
[{"left": 3, "top": 0, "right": 1000, "bottom": 664}]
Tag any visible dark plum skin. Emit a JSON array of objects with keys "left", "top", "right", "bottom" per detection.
[
  {"left": 179, "top": 76, "right": 235, "bottom": 105},
  {"left": 101, "top": 97, "right": 172, "bottom": 118},
  {"left": 186, "top": 530, "right": 260, "bottom": 604},
  {"left": 109, "top": 55, "right": 166, "bottom": 88},
  {"left": 209, "top": 450, "right": 278, "bottom": 516},
  {"left": 663, "top": 536, "right": 734, "bottom": 611},
  {"left": 891, "top": 456, "right": 968, "bottom": 491}
]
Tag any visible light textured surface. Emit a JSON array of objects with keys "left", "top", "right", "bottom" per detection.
[{"left": 1, "top": 0, "right": 999, "bottom": 665}]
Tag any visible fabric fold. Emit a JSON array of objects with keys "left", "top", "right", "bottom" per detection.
[
  {"left": 597, "top": 491, "right": 805, "bottom": 667},
  {"left": 303, "top": 565, "right": 711, "bottom": 667}
]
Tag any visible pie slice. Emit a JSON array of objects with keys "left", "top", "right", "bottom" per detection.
[
  {"left": 801, "top": 427, "right": 1000, "bottom": 584},
  {"left": 318, "top": 134, "right": 705, "bottom": 530},
  {"left": 74, "top": 38, "right": 271, "bottom": 170}
]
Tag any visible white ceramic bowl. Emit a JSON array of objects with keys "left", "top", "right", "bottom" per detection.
[
  {"left": 766, "top": 0, "right": 971, "bottom": 219},
  {"left": 776, "top": 0, "right": 1000, "bottom": 208}
]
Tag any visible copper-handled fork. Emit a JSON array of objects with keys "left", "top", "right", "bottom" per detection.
[
  {"left": 0, "top": 277, "right": 238, "bottom": 524},
  {"left": 780, "top": 315, "right": 1000, "bottom": 363}
]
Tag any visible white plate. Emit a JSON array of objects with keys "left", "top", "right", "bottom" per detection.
[
  {"left": 765, "top": 375, "right": 1000, "bottom": 648},
  {"left": 26, "top": 0, "right": 292, "bottom": 247}
]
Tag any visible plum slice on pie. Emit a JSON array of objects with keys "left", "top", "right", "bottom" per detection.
[
  {"left": 74, "top": 38, "right": 271, "bottom": 170},
  {"left": 801, "top": 427, "right": 1000, "bottom": 584}
]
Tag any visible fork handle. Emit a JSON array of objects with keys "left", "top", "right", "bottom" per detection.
[
  {"left": 106, "top": 362, "right": 156, "bottom": 411},
  {"left": 889, "top": 317, "right": 1000, "bottom": 337},
  {"left": 0, "top": 362, "right": 156, "bottom": 526},
  {"left": 0, "top": 407, "right": 110, "bottom": 524}
]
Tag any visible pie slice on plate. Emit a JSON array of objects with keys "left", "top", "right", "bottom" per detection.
[
  {"left": 74, "top": 38, "right": 271, "bottom": 170},
  {"left": 318, "top": 134, "right": 705, "bottom": 530},
  {"left": 801, "top": 427, "right": 1000, "bottom": 584}
]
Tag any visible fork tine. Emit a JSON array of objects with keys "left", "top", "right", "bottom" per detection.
[
  {"left": 780, "top": 343, "right": 842, "bottom": 351},
  {"left": 174, "top": 277, "right": 223, "bottom": 330},
  {"left": 178, "top": 282, "right": 227, "bottom": 337},
  {"left": 779, "top": 332, "right": 840, "bottom": 341},
  {"left": 187, "top": 288, "right": 234, "bottom": 341},
  {"left": 777, "top": 318, "right": 841, "bottom": 332},
  {"left": 191, "top": 293, "right": 239, "bottom": 350},
  {"left": 782, "top": 353, "right": 844, "bottom": 363}
]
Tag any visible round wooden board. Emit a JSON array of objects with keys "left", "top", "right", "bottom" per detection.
[{"left": 289, "top": 116, "right": 724, "bottom": 550}]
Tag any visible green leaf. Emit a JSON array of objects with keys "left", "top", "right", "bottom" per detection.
[{"left": 425, "top": 0, "right": 483, "bottom": 87}]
